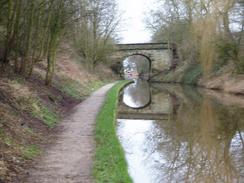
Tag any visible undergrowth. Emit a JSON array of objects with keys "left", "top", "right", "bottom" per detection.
[
  {"left": 18, "top": 96, "right": 59, "bottom": 128},
  {"left": 182, "top": 64, "right": 202, "bottom": 84},
  {"left": 31, "top": 101, "right": 59, "bottom": 128},
  {"left": 55, "top": 77, "right": 106, "bottom": 99},
  {"left": 93, "top": 80, "right": 132, "bottom": 183},
  {"left": 56, "top": 78, "right": 83, "bottom": 99},
  {"left": 0, "top": 47, "right": 114, "bottom": 182}
]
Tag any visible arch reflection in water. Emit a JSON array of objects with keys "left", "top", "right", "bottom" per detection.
[
  {"left": 122, "top": 55, "right": 150, "bottom": 80},
  {"left": 118, "top": 84, "right": 244, "bottom": 183},
  {"left": 123, "top": 79, "right": 151, "bottom": 109}
]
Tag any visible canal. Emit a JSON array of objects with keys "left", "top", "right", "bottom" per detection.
[{"left": 117, "top": 56, "right": 244, "bottom": 183}]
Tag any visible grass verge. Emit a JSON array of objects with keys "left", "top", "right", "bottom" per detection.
[{"left": 93, "top": 80, "right": 132, "bottom": 183}]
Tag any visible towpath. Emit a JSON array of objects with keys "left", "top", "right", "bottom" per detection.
[{"left": 24, "top": 83, "right": 115, "bottom": 183}]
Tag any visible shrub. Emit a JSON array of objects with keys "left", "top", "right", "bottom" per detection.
[{"left": 182, "top": 64, "right": 202, "bottom": 84}]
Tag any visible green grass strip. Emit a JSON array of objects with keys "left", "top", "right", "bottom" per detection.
[
  {"left": 23, "top": 145, "right": 41, "bottom": 159},
  {"left": 93, "top": 80, "right": 132, "bottom": 183}
]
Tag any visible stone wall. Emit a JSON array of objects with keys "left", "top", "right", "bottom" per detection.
[
  {"left": 112, "top": 48, "right": 172, "bottom": 73},
  {"left": 116, "top": 43, "right": 169, "bottom": 50}
]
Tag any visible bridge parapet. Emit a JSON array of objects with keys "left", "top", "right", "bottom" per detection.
[{"left": 116, "top": 42, "right": 170, "bottom": 51}]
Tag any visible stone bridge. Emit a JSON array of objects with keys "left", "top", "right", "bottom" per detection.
[
  {"left": 111, "top": 42, "right": 178, "bottom": 78},
  {"left": 118, "top": 90, "right": 173, "bottom": 121}
]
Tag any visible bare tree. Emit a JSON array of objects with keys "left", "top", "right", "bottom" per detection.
[
  {"left": 72, "top": 0, "right": 121, "bottom": 69},
  {"left": 147, "top": 0, "right": 244, "bottom": 73}
]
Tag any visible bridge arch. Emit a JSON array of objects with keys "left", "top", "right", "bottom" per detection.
[
  {"left": 121, "top": 53, "right": 152, "bottom": 72},
  {"left": 122, "top": 54, "right": 151, "bottom": 80},
  {"left": 119, "top": 51, "right": 152, "bottom": 62},
  {"left": 111, "top": 43, "right": 176, "bottom": 80}
]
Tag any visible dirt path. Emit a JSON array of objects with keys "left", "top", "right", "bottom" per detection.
[{"left": 24, "top": 83, "right": 115, "bottom": 183}]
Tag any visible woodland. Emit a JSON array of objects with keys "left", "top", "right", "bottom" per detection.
[
  {"left": 147, "top": 0, "right": 243, "bottom": 75},
  {"left": 0, "top": 0, "right": 120, "bottom": 85}
]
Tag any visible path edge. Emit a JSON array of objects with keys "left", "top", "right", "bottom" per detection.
[{"left": 93, "top": 80, "right": 133, "bottom": 183}]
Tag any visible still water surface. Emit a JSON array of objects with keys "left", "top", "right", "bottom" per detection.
[{"left": 117, "top": 82, "right": 244, "bottom": 183}]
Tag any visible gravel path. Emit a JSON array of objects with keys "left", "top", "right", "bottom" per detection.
[{"left": 24, "top": 83, "right": 115, "bottom": 183}]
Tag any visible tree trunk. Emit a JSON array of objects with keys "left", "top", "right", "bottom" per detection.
[
  {"left": 20, "top": 1, "right": 34, "bottom": 76},
  {"left": 2, "top": 0, "right": 15, "bottom": 66},
  {"left": 45, "top": 0, "right": 63, "bottom": 85},
  {"left": 223, "top": 12, "right": 233, "bottom": 40},
  {"left": 45, "top": 44, "right": 57, "bottom": 85},
  {"left": 13, "top": 0, "right": 22, "bottom": 73}
]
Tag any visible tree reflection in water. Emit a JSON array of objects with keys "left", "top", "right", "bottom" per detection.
[
  {"left": 118, "top": 84, "right": 244, "bottom": 183},
  {"left": 156, "top": 96, "right": 244, "bottom": 183}
]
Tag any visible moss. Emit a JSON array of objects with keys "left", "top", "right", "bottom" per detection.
[{"left": 93, "top": 80, "right": 132, "bottom": 183}]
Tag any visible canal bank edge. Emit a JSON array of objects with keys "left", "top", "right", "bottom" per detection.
[
  {"left": 93, "top": 80, "right": 133, "bottom": 183},
  {"left": 152, "top": 63, "right": 244, "bottom": 95}
]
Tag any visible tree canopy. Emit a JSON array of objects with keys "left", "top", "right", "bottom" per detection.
[
  {"left": 147, "top": 0, "right": 244, "bottom": 73},
  {"left": 0, "top": 0, "right": 120, "bottom": 84}
]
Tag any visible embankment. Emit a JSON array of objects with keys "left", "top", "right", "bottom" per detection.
[
  {"left": 155, "top": 62, "right": 244, "bottom": 95},
  {"left": 0, "top": 47, "right": 116, "bottom": 182}
]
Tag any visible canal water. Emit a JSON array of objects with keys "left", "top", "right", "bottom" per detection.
[{"left": 117, "top": 56, "right": 244, "bottom": 183}]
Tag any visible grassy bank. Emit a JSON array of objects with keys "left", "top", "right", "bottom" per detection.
[
  {"left": 93, "top": 80, "right": 132, "bottom": 183},
  {"left": 0, "top": 74, "right": 108, "bottom": 182},
  {"left": 0, "top": 46, "right": 116, "bottom": 182}
]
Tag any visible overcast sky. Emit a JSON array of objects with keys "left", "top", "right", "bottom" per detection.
[{"left": 116, "top": 0, "right": 156, "bottom": 43}]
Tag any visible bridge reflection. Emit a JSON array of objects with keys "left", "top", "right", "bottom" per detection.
[
  {"left": 120, "top": 54, "right": 174, "bottom": 120},
  {"left": 118, "top": 81, "right": 175, "bottom": 121},
  {"left": 122, "top": 79, "right": 150, "bottom": 108},
  {"left": 117, "top": 83, "right": 244, "bottom": 183},
  {"left": 118, "top": 112, "right": 168, "bottom": 120}
]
